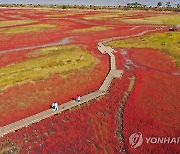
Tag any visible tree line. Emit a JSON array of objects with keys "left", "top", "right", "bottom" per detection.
[{"left": 0, "top": 3, "right": 179, "bottom": 11}]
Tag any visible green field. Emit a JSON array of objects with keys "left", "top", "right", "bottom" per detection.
[
  {"left": 0, "top": 24, "right": 56, "bottom": 34},
  {"left": 84, "top": 12, "right": 127, "bottom": 20},
  {"left": 47, "top": 11, "right": 83, "bottom": 18},
  {"left": 108, "top": 32, "right": 180, "bottom": 67},
  {"left": 122, "top": 14, "right": 180, "bottom": 25},
  {"left": 47, "top": 13, "right": 73, "bottom": 17},
  {"left": 0, "top": 45, "right": 98, "bottom": 91},
  {"left": 70, "top": 26, "right": 109, "bottom": 33},
  {"left": 0, "top": 19, "right": 35, "bottom": 27}
]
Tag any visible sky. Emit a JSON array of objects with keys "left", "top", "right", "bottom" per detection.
[{"left": 0, "top": 0, "right": 179, "bottom": 6}]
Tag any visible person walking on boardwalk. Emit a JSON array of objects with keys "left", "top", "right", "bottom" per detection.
[
  {"left": 75, "top": 94, "right": 81, "bottom": 102},
  {"left": 54, "top": 102, "right": 59, "bottom": 111},
  {"left": 51, "top": 102, "right": 55, "bottom": 111},
  {"left": 51, "top": 102, "right": 59, "bottom": 111}
]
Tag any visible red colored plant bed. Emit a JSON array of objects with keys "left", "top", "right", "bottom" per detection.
[
  {"left": 129, "top": 48, "right": 178, "bottom": 73},
  {"left": 0, "top": 54, "right": 109, "bottom": 126},
  {"left": 123, "top": 69, "right": 180, "bottom": 153},
  {"left": 0, "top": 8, "right": 179, "bottom": 154},
  {"left": 0, "top": 76, "right": 130, "bottom": 153},
  {"left": 114, "top": 51, "right": 125, "bottom": 70},
  {"left": 0, "top": 49, "right": 37, "bottom": 68}
]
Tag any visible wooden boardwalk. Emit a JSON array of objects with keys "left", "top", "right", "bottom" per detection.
[{"left": 0, "top": 41, "right": 123, "bottom": 137}]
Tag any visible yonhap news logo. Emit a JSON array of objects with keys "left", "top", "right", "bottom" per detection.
[
  {"left": 129, "top": 132, "right": 180, "bottom": 149},
  {"left": 129, "top": 132, "right": 143, "bottom": 148}
]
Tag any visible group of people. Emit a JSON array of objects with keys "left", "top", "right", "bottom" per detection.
[
  {"left": 51, "top": 94, "right": 81, "bottom": 111},
  {"left": 51, "top": 102, "right": 59, "bottom": 111}
]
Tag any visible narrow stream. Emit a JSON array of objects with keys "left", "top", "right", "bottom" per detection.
[{"left": 120, "top": 49, "right": 180, "bottom": 76}]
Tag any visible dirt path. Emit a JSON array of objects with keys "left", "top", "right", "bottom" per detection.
[{"left": 0, "top": 37, "right": 72, "bottom": 54}]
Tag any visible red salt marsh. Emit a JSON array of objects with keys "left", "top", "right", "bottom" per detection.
[{"left": 0, "top": 8, "right": 179, "bottom": 154}]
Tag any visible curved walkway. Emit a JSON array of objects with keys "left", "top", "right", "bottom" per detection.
[
  {"left": 0, "top": 28, "right": 164, "bottom": 137},
  {"left": 0, "top": 41, "right": 123, "bottom": 137}
]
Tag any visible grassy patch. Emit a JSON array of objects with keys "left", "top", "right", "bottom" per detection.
[
  {"left": 108, "top": 32, "right": 180, "bottom": 67},
  {"left": 47, "top": 11, "right": 83, "bottom": 18},
  {"left": 70, "top": 26, "right": 109, "bottom": 33},
  {"left": 37, "top": 8, "right": 52, "bottom": 12},
  {"left": 0, "top": 24, "right": 56, "bottom": 34},
  {"left": 29, "top": 45, "right": 82, "bottom": 56},
  {"left": 0, "top": 19, "right": 35, "bottom": 27},
  {"left": 84, "top": 12, "right": 128, "bottom": 20},
  {"left": 122, "top": 14, "right": 180, "bottom": 25},
  {"left": 47, "top": 13, "right": 74, "bottom": 17},
  {"left": 0, "top": 45, "right": 98, "bottom": 91}
]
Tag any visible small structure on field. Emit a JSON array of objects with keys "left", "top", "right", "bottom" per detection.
[{"left": 169, "top": 24, "right": 180, "bottom": 31}]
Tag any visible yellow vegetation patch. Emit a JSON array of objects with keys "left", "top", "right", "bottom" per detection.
[
  {"left": 47, "top": 11, "right": 83, "bottom": 18},
  {"left": 0, "top": 19, "right": 35, "bottom": 27},
  {"left": 108, "top": 32, "right": 180, "bottom": 67},
  {"left": 0, "top": 45, "right": 98, "bottom": 91},
  {"left": 84, "top": 12, "right": 128, "bottom": 20},
  {"left": 0, "top": 24, "right": 56, "bottom": 34},
  {"left": 70, "top": 26, "right": 110, "bottom": 33},
  {"left": 122, "top": 14, "right": 180, "bottom": 25},
  {"left": 47, "top": 13, "right": 74, "bottom": 17}
]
